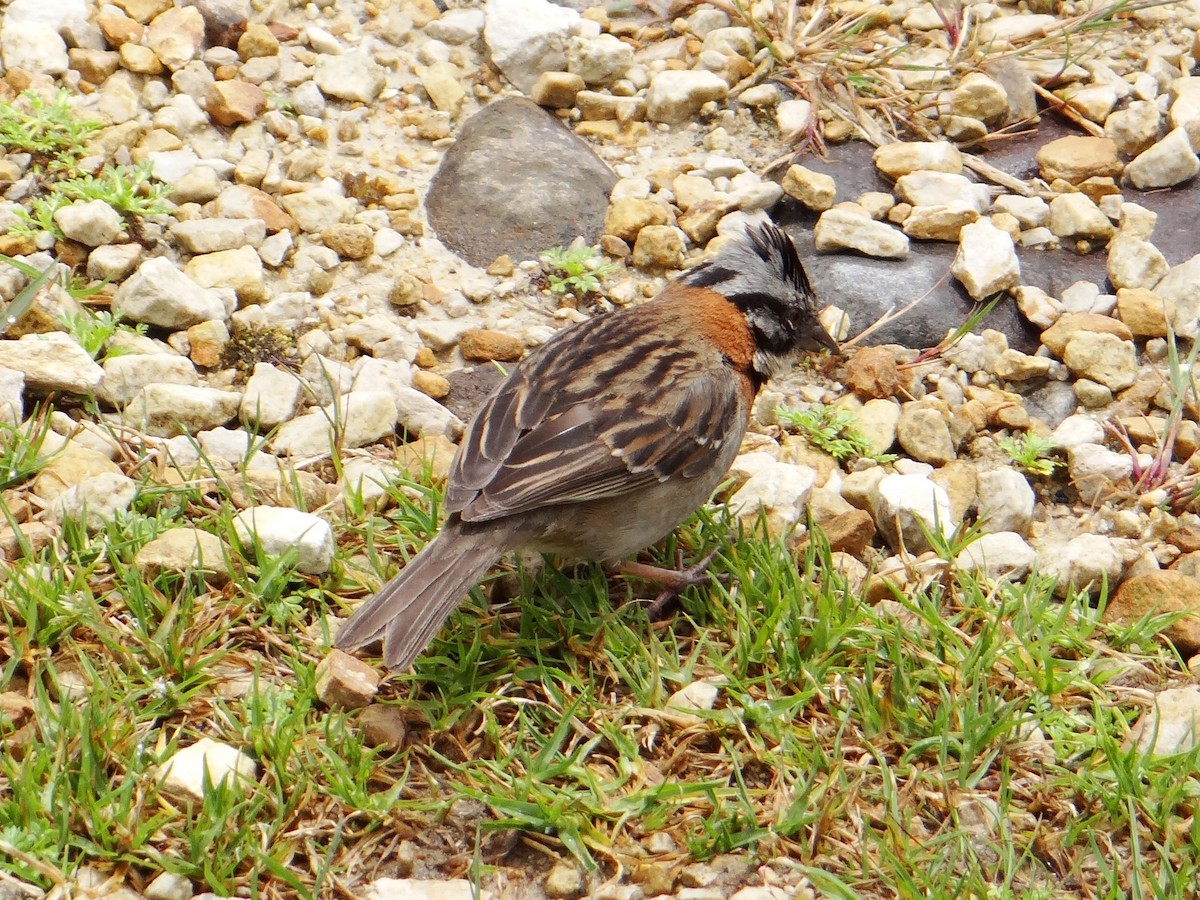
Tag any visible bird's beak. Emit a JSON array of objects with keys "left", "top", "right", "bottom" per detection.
[{"left": 802, "top": 319, "right": 839, "bottom": 354}]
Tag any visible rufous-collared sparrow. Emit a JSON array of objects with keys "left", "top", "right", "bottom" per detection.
[{"left": 335, "top": 220, "right": 836, "bottom": 671}]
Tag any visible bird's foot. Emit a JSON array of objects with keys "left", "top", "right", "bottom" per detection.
[{"left": 614, "top": 546, "right": 727, "bottom": 619}]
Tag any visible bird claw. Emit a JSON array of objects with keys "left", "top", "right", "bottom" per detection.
[{"left": 614, "top": 545, "right": 726, "bottom": 619}]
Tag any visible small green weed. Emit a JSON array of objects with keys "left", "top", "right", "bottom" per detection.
[
  {"left": 58, "top": 308, "right": 147, "bottom": 360},
  {"left": 16, "top": 161, "right": 172, "bottom": 241},
  {"left": 0, "top": 89, "right": 100, "bottom": 172},
  {"left": 998, "top": 432, "right": 1061, "bottom": 477},
  {"left": 0, "top": 407, "right": 54, "bottom": 490},
  {"left": 778, "top": 403, "right": 895, "bottom": 462},
  {"left": 541, "top": 245, "right": 616, "bottom": 297}
]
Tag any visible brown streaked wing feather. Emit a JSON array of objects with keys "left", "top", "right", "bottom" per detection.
[{"left": 458, "top": 365, "right": 743, "bottom": 522}]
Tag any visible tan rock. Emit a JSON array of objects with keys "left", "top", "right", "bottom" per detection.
[
  {"left": 114, "top": 0, "right": 172, "bottom": 23},
  {"left": 98, "top": 11, "right": 143, "bottom": 46},
  {"left": 315, "top": 650, "right": 380, "bottom": 710},
  {"left": 1106, "top": 570, "right": 1200, "bottom": 657},
  {"left": 1040, "top": 312, "right": 1133, "bottom": 357},
  {"left": 357, "top": 704, "right": 407, "bottom": 748},
  {"left": 632, "top": 225, "right": 686, "bottom": 269},
  {"left": 32, "top": 444, "right": 123, "bottom": 503},
  {"left": 459, "top": 329, "right": 524, "bottom": 362},
  {"left": 205, "top": 81, "right": 267, "bottom": 126},
  {"left": 604, "top": 197, "right": 669, "bottom": 242},
  {"left": 1035, "top": 136, "right": 1124, "bottom": 184},
  {"left": 146, "top": 5, "right": 205, "bottom": 71},
  {"left": 238, "top": 23, "right": 280, "bottom": 60},
  {"left": 530, "top": 71, "right": 586, "bottom": 108},
  {"left": 844, "top": 345, "right": 903, "bottom": 399},
  {"left": 135, "top": 528, "right": 231, "bottom": 583},
  {"left": 902, "top": 204, "right": 978, "bottom": 241},
  {"left": 1117, "top": 288, "right": 1174, "bottom": 337},
  {"left": 395, "top": 434, "right": 457, "bottom": 482},
  {"left": 781, "top": 164, "right": 836, "bottom": 211},
  {"left": 119, "top": 43, "right": 163, "bottom": 74},
  {"left": 322, "top": 224, "right": 374, "bottom": 260},
  {"left": 412, "top": 370, "right": 450, "bottom": 400},
  {"left": 187, "top": 319, "right": 230, "bottom": 368}
]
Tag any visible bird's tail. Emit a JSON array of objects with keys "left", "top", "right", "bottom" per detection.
[{"left": 333, "top": 521, "right": 504, "bottom": 671}]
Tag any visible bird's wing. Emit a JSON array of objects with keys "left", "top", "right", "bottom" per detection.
[{"left": 444, "top": 315, "right": 744, "bottom": 522}]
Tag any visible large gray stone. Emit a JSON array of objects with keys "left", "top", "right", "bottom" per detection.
[{"left": 425, "top": 98, "right": 616, "bottom": 266}]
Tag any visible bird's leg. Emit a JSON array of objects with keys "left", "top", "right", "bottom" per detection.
[{"left": 613, "top": 546, "right": 725, "bottom": 618}]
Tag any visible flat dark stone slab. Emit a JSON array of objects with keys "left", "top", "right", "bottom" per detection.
[{"left": 780, "top": 119, "right": 1200, "bottom": 352}]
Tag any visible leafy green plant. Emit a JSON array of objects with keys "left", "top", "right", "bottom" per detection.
[
  {"left": 998, "top": 432, "right": 1061, "bottom": 477},
  {"left": 15, "top": 161, "right": 172, "bottom": 240},
  {"left": 541, "top": 245, "right": 616, "bottom": 297},
  {"left": 0, "top": 89, "right": 100, "bottom": 172},
  {"left": 778, "top": 403, "right": 895, "bottom": 462}
]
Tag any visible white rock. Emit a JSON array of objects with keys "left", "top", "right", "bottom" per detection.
[
  {"left": 270, "top": 411, "right": 339, "bottom": 458},
  {"left": 1156, "top": 253, "right": 1200, "bottom": 336},
  {"left": 1013, "top": 285, "right": 1063, "bottom": 329},
  {"left": 666, "top": 680, "right": 722, "bottom": 713},
  {"left": 976, "top": 468, "right": 1034, "bottom": 535},
  {"left": 726, "top": 463, "right": 817, "bottom": 538},
  {"left": 278, "top": 182, "right": 357, "bottom": 233},
  {"left": 395, "top": 387, "right": 464, "bottom": 440},
  {"left": 299, "top": 354, "right": 357, "bottom": 405},
  {"left": 323, "top": 391, "right": 399, "bottom": 449},
  {"left": 645, "top": 70, "right": 729, "bottom": 124},
  {"left": 568, "top": 34, "right": 632, "bottom": 85},
  {"left": 53, "top": 471, "right": 137, "bottom": 531},
  {"left": 123, "top": 384, "right": 241, "bottom": 437},
  {"left": 1048, "top": 193, "right": 1115, "bottom": 241},
  {"left": 951, "top": 71, "right": 1009, "bottom": 125},
  {"left": 1106, "top": 236, "right": 1169, "bottom": 291},
  {"left": 1038, "top": 533, "right": 1124, "bottom": 598},
  {"left": 426, "top": 9, "right": 486, "bottom": 44},
  {"left": 313, "top": 52, "right": 386, "bottom": 103},
  {"left": 87, "top": 243, "right": 143, "bottom": 282},
  {"left": 873, "top": 473, "right": 954, "bottom": 554},
  {"left": 483, "top": 0, "right": 579, "bottom": 93},
  {"left": 955, "top": 532, "right": 1036, "bottom": 581},
  {"left": 1134, "top": 687, "right": 1200, "bottom": 756},
  {"left": 1, "top": 21, "right": 68, "bottom": 75},
  {"left": 0, "top": 367, "right": 22, "bottom": 425},
  {"left": 0, "top": 333, "right": 103, "bottom": 394},
  {"left": 991, "top": 194, "right": 1049, "bottom": 229},
  {"left": 775, "top": 98, "right": 812, "bottom": 135},
  {"left": 196, "top": 427, "right": 266, "bottom": 468},
  {"left": 114, "top": 257, "right": 227, "bottom": 329},
  {"left": 894, "top": 172, "right": 990, "bottom": 212},
  {"left": 1067, "top": 442, "right": 1134, "bottom": 501},
  {"left": 340, "top": 457, "right": 399, "bottom": 508},
  {"left": 1049, "top": 415, "right": 1106, "bottom": 451},
  {"left": 53, "top": 200, "right": 123, "bottom": 247},
  {"left": 171, "top": 218, "right": 267, "bottom": 254},
  {"left": 873, "top": 142, "right": 963, "bottom": 178},
  {"left": 951, "top": 219, "right": 1020, "bottom": 300},
  {"left": 232, "top": 506, "right": 334, "bottom": 574},
  {"left": 185, "top": 246, "right": 265, "bottom": 303},
  {"left": 363, "top": 878, "right": 494, "bottom": 900},
  {"left": 99, "top": 354, "right": 199, "bottom": 407},
  {"left": 241, "top": 363, "right": 301, "bottom": 428},
  {"left": 813, "top": 208, "right": 909, "bottom": 259},
  {"left": 144, "top": 871, "right": 193, "bottom": 900},
  {"left": 157, "top": 737, "right": 258, "bottom": 803},
  {"left": 1125, "top": 127, "right": 1200, "bottom": 190}
]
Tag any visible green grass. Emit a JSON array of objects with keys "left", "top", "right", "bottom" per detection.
[{"left": 2, "top": 421, "right": 1197, "bottom": 898}]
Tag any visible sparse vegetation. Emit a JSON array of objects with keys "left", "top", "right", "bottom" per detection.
[
  {"left": 999, "top": 431, "right": 1062, "bottom": 477},
  {"left": 778, "top": 402, "right": 896, "bottom": 463},
  {"left": 220, "top": 323, "right": 296, "bottom": 380},
  {"left": 541, "top": 244, "right": 617, "bottom": 297}
]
